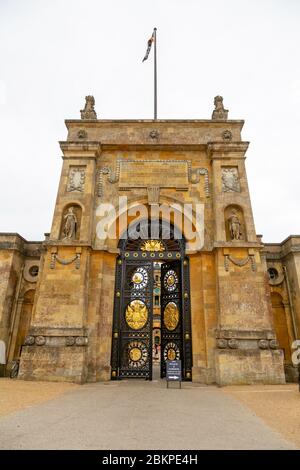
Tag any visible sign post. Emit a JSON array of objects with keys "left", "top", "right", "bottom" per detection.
[{"left": 166, "top": 360, "right": 182, "bottom": 389}]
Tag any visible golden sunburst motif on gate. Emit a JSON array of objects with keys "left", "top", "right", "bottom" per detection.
[
  {"left": 163, "top": 301, "right": 179, "bottom": 331},
  {"left": 140, "top": 240, "right": 165, "bottom": 252},
  {"left": 127, "top": 341, "right": 148, "bottom": 368},
  {"left": 131, "top": 267, "right": 149, "bottom": 290},
  {"left": 163, "top": 269, "right": 178, "bottom": 292},
  {"left": 125, "top": 300, "right": 148, "bottom": 330},
  {"left": 163, "top": 342, "right": 180, "bottom": 361}
]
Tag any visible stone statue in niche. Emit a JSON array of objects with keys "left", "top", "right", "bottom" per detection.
[
  {"left": 222, "top": 167, "right": 240, "bottom": 192},
  {"left": 212, "top": 95, "right": 228, "bottom": 120},
  {"left": 228, "top": 210, "right": 242, "bottom": 240},
  {"left": 80, "top": 95, "right": 97, "bottom": 120},
  {"left": 62, "top": 207, "right": 77, "bottom": 240}
]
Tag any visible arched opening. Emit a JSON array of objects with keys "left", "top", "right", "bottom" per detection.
[
  {"left": 13, "top": 289, "right": 35, "bottom": 360},
  {"left": 271, "top": 292, "right": 291, "bottom": 362},
  {"left": 111, "top": 219, "right": 192, "bottom": 381}
]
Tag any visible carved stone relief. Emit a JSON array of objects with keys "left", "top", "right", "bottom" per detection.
[
  {"left": 77, "top": 129, "right": 87, "bottom": 139},
  {"left": 67, "top": 167, "right": 86, "bottom": 193},
  {"left": 98, "top": 166, "right": 119, "bottom": 197},
  {"left": 224, "top": 254, "right": 257, "bottom": 272},
  {"left": 269, "top": 339, "right": 279, "bottom": 349},
  {"left": 216, "top": 330, "right": 279, "bottom": 351},
  {"left": 228, "top": 339, "right": 239, "bottom": 349},
  {"left": 222, "top": 130, "right": 232, "bottom": 142},
  {"left": 149, "top": 130, "right": 159, "bottom": 139},
  {"left": 188, "top": 166, "right": 210, "bottom": 197},
  {"left": 35, "top": 335, "right": 46, "bottom": 346},
  {"left": 24, "top": 336, "right": 35, "bottom": 345},
  {"left": 50, "top": 251, "right": 81, "bottom": 269},
  {"left": 258, "top": 339, "right": 269, "bottom": 350},
  {"left": 147, "top": 186, "right": 160, "bottom": 204},
  {"left": 97, "top": 161, "right": 210, "bottom": 198},
  {"left": 24, "top": 335, "right": 88, "bottom": 347},
  {"left": 217, "top": 339, "right": 228, "bottom": 349},
  {"left": 222, "top": 167, "right": 240, "bottom": 193}
]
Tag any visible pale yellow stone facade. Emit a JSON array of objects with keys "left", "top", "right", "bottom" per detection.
[{"left": 0, "top": 98, "right": 299, "bottom": 384}]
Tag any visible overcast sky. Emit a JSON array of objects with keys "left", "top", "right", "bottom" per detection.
[{"left": 0, "top": 0, "right": 299, "bottom": 242}]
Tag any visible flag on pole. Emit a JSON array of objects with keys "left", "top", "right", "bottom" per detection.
[{"left": 142, "top": 31, "right": 155, "bottom": 62}]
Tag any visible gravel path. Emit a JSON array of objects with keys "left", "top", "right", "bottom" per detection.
[
  {"left": 225, "top": 384, "right": 300, "bottom": 449},
  {"left": 0, "top": 380, "right": 296, "bottom": 450},
  {"left": 0, "top": 378, "right": 78, "bottom": 417}
]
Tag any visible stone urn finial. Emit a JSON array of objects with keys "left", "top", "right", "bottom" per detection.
[
  {"left": 80, "top": 95, "right": 97, "bottom": 120},
  {"left": 212, "top": 95, "right": 228, "bottom": 120}
]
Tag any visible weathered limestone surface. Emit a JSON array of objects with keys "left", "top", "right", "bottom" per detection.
[
  {"left": 264, "top": 236, "right": 300, "bottom": 382},
  {"left": 0, "top": 100, "right": 298, "bottom": 384},
  {"left": 0, "top": 234, "right": 42, "bottom": 376}
]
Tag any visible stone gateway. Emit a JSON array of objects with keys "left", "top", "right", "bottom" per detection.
[{"left": 0, "top": 96, "right": 299, "bottom": 385}]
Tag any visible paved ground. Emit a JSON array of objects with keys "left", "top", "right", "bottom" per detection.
[{"left": 0, "top": 379, "right": 297, "bottom": 450}]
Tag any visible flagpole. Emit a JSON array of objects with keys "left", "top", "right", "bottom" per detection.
[{"left": 154, "top": 27, "right": 157, "bottom": 120}]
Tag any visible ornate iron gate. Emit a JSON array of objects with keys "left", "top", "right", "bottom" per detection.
[
  {"left": 160, "top": 258, "right": 192, "bottom": 380},
  {"left": 111, "top": 258, "right": 153, "bottom": 379},
  {"left": 110, "top": 219, "right": 192, "bottom": 381},
  {"left": 160, "top": 261, "right": 183, "bottom": 378}
]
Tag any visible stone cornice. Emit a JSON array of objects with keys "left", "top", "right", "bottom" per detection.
[
  {"left": 0, "top": 238, "right": 44, "bottom": 257},
  {"left": 65, "top": 119, "right": 245, "bottom": 127},
  {"left": 59, "top": 141, "right": 250, "bottom": 153},
  {"left": 100, "top": 143, "right": 208, "bottom": 151},
  {"left": 264, "top": 245, "right": 300, "bottom": 260},
  {"left": 214, "top": 241, "right": 261, "bottom": 249},
  {"left": 59, "top": 141, "right": 101, "bottom": 159},
  {"left": 207, "top": 141, "right": 249, "bottom": 158},
  {"left": 46, "top": 240, "right": 92, "bottom": 248}
]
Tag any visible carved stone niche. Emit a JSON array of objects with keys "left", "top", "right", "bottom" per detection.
[
  {"left": 59, "top": 204, "right": 82, "bottom": 241},
  {"left": 224, "top": 204, "right": 246, "bottom": 242}
]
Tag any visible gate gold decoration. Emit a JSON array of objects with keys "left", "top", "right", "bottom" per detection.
[
  {"left": 127, "top": 341, "right": 148, "bottom": 368},
  {"left": 163, "top": 342, "right": 180, "bottom": 361},
  {"left": 129, "top": 347, "right": 142, "bottom": 362},
  {"left": 125, "top": 300, "right": 148, "bottom": 330},
  {"left": 140, "top": 240, "right": 165, "bottom": 252},
  {"left": 163, "top": 302, "right": 179, "bottom": 331},
  {"left": 163, "top": 269, "right": 178, "bottom": 292},
  {"left": 131, "top": 267, "right": 148, "bottom": 290}
]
